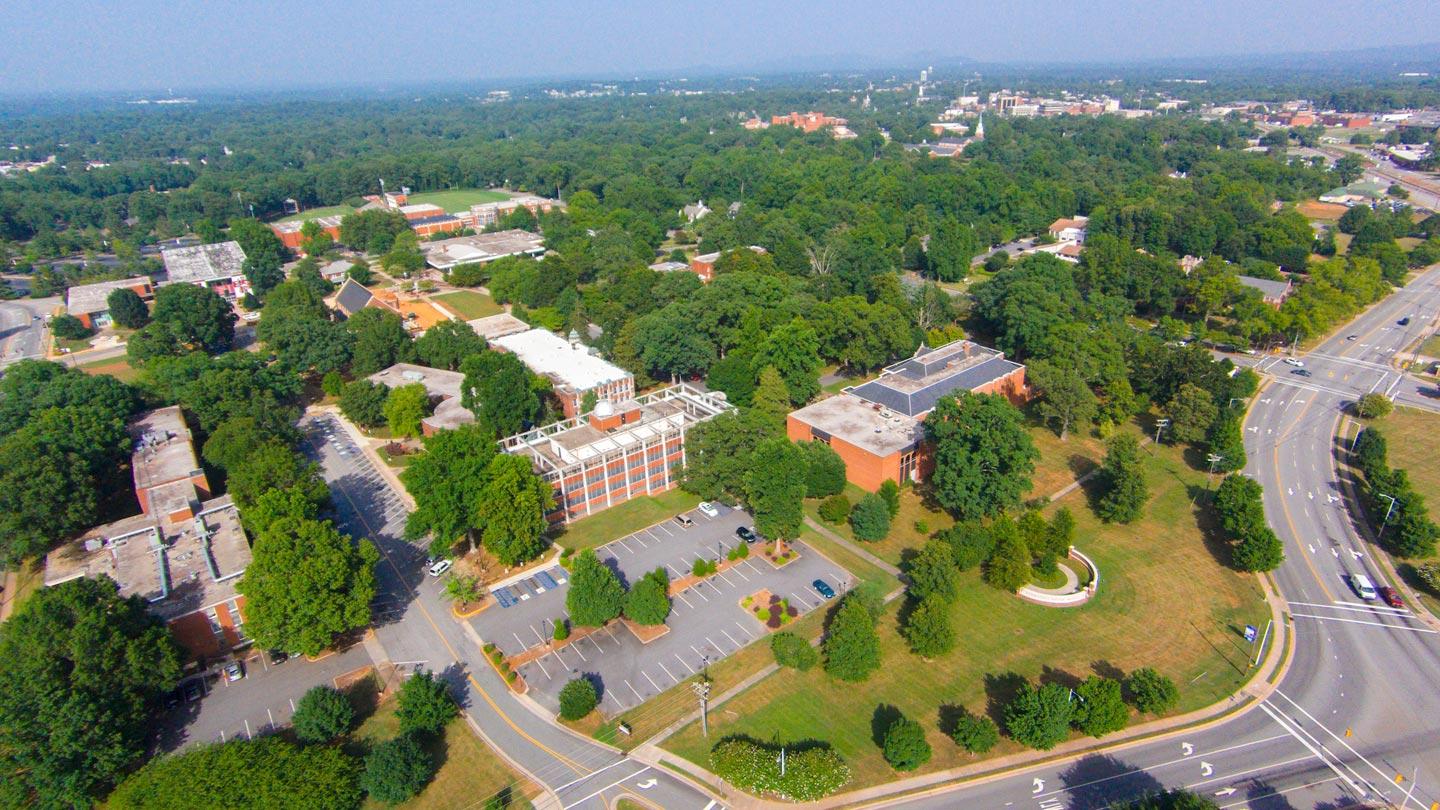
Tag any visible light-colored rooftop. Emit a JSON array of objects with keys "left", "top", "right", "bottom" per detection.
[
  {"left": 65, "top": 276, "right": 151, "bottom": 316},
  {"left": 648, "top": 261, "right": 691, "bottom": 273},
  {"left": 788, "top": 393, "right": 924, "bottom": 457},
  {"left": 467, "top": 312, "right": 531, "bottom": 341},
  {"left": 423, "top": 230, "right": 546, "bottom": 269},
  {"left": 129, "top": 406, "right": 201, "bottom": 492},
  {"left": 161, "top": 241, "right": 247, "bottom": 285},
  {"left": 493, "top": 328, "right": 631, "bottom": 392},
  {"left": 43, "top": 496, "right": 249, "bottom": 622},
  {"left": 368, "top": 363, "right": 474, "bottom": 431}
]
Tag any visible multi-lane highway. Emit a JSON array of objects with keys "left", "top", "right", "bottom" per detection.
[{"left": 881, "top": 267, "right": 1440, "bottom": 810}]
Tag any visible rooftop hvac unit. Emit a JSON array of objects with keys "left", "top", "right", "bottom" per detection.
[{"left": 401, "top": 370, "right": 425, "bottom": 382}]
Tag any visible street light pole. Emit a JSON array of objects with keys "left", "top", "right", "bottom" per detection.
[
  {"left": 1377, "top": 493, "right": 1398, "bottom": 540},
  {"left": 1207, "top": 453, "right": 1224, "bottom": 486},
  {"left": 1154, "top": 418, "right": 1170, "bottom": 446}
]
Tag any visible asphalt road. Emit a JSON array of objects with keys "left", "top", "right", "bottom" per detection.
[
  {"left": 299, "top": 413, "right": 723, "bottom": 810},
  {"left": 0, "top": 296, "right": 54, "bottom": 365},
  {"left": 882, "top": 268, "right": 1440, "bottom": 810}
]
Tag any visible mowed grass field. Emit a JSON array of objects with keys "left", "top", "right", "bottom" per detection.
[
  {"left": 430, "top": 290, "right": 503, "bottom": 320},
  {"left": 277, "top": 204, "right": 356, "bottom": 223},
  {"left": 77, "top": 356, "right": 142, "bottom": 383},
  {"left": 663, "top": 440, "right": 1269, "bottom": 790},
  {"left": 553, "top": 489, "right": 700, "bottom": 553},
  {"left": 406, "top": 189, "right": 510, "bottom": 212},
  {"left": 355, "top": 695, "right": 537, "bottom": 810},
  {"left": 1382, "top": 406, "right": 1440, "bottom": 505}
]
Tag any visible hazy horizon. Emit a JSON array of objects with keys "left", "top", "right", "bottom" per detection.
[{"left": 4, "top": 0, "right": 1440, "bottom": 95}]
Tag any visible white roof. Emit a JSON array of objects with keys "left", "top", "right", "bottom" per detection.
[
  {"left": 493, "top": 328, "right": 631, "bottom": 391},
  {"left": 161, "top": 241, "right": 247, "bottom": 284},
  {"left": 66, "top": 276, "right": 150, "bottom": 315}
]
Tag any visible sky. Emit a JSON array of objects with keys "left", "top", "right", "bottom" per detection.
[{"left": 3, "top": 0, "right": 1440, "bottom": 95}]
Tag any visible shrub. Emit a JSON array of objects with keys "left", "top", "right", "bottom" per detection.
[
  {"left": 881, "top": 716, "right": 931, "bottom": 771},
  {"left": 906, "top": 540, "right": 959, "bottom": 603},
  {"left": 1355, "top": 393, "right": 1393, "bottom": 419},
  {"left": 727, "top": 542, "right": 750, "bottom": 561},
  {"left": 1073, "top": 676, "right": 1128, "bottom": 738},
  {"left": 818, "top": 494, "right": 851, "bottom": 524},
  {"left": 948, "top": 709, "right": 999, "bottom": 753},
  {"left": 553, "top": 619, "right": 569, "bottom": 641},
  {"left": 1125, "top": 667, "right": 1180, "bottom": 715},
  {"left": 943, "top": 521, "right": 995, "bottom": 570},
  {"left": 770, "top": 632, "right": 818, "bottom": 671},
  {"left": 1004, "top": 682, "right": 1073, "bottom": 750},
  {"left": 558, "top": 677, "right": 598, "bottom": 720},
  {"left": 878, "top": 480, "right": 901, "bottom": 517},
  {"left": 396, "top": 671, "right": 457, "bottom": 736},
  {"left": 321, "top": 370, "right": 345, "bottom": 397},
  {"left": 1417, "top": 561, "right": 1440, "bottom": 595},
  {"left": 913, "top": 519, "right": 929, "bottom": 535},
  {"left": 691, "top": 558, "right": 718, "bottom": 577},
  {"left": 291, "top": 685, "right": 355, "bottom": 743},
  {"left": 849, "top": 493, "right": 892, "bottom": 541},
  {"left": 361, "top": 733, "right": 434, "bottom": 805},
  {"left": 710, "top": 737, "right": 851, "bottom": 801}
]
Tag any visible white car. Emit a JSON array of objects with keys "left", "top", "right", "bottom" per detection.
[
  {"left": 698, "top": 502, "right": 720, "bottom": 518},
  {"left": 1283, "top": 358, "right": 1304, "bottom": 367},
  {"left": 427, "top": 559, "right": 453, "bottom": 578}
]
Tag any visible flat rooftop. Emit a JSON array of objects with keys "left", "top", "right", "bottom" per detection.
[
  {"left": 468, "top": 312, "right": 531, "bottom": 341},
  {"left": 788, "top": 394, "right": 924, "bottom": 457},
  {"left": 44, "top": 496, "right": 249, "bottom": 622},
  {"left": 848, "top": 340, "right": 1022, "bottom": 418},
  {"left": 160, "top": 241, "right": 247, "bottom": 284},
  {"left": 66, "top": 276, "right": 151, "bottom": 316},
  {"left": 423, "top": 230, "right": 545, "bottom": 269},
  {"left": 369, "top": 363, "right": 473, "bottom": 431},
  {"left": 493, "top": 328, "right": 631, "bottom": 392},
  {"left": 130, "top": 406, "right": 201, "bottom": 492}
]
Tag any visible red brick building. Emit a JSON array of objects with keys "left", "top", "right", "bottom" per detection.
[{"left": 787, "top": 340, "right": 1028, "bottom": 492}]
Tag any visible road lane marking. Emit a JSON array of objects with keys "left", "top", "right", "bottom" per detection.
[
  {"left": 1288, "top": 600, "right": 1409, "bottom": 616},
  {"left": 1288, "top": 612, "right": 1436, "bottom": 633},
  {"left": 1258, "top": 702, "right": 1373, "bottom": 797},
  {"left": 1276, "top": 687, "right": 1436, "bottom": 792},
  {"left": 561, "top": 765, "right": 651, "bottom": 809}
]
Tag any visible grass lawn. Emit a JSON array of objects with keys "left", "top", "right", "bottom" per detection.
[
  {"left": 1025, "top": 421, "right": 1106, "bottom": 502},
  {"left": 662, "top": 440, "right": 1270, "bottom": 791},
  {"left": 553, "top": 489, "right": 700, "bottom": 553},
  {"left": 1369, "top": 406, "right": 1440, "bottom": 618},
  {"left": 277, "top": 204, "right": 356, "bottom": 223},
  {"left": 406, "top": 189, "right": 510, "bottom": 212},
  {"left": 354, "top": 694, "right": 537, "bottom": 810},
  {"left": 1, "top": 558, "right": 46, "bottom": 619},
  {"left": 431, "top": 290, "right": 503, "bottom": 320},
  {"left": 77, "top": 356, "right": 142, "bottom": 383},
  {"left": 1418, "top": 335, "right": 1440, "bottom": 359}
]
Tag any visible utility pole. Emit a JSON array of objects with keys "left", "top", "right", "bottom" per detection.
[
  {"left": 692, "top": 676, "right": 711, "bottom": 737},
  {"left": 1154, "top": 418, "right": 1170, "bottom": 446},
  {"left": 1377, "top": 493, "right": 1398, "bottom": 541},
  {"left": 1207, "top": 453, "right": 1224, "bottom": 486}
]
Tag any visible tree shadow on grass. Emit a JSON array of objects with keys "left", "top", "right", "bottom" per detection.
[
  {"left": 982, "top": 671, "right": 1027, "bottom": 728},
  {"left": 1186, "top": 483, "right": 1238, "bottom": 571},
  {"left": 347, "top": 670, "right": 384, "bottom": 723},
  {"left": 1057, "top": 754, "right": 1165, "bottom": 810},
  {"left": 1090, "top": 659, "right": 1126, "bottom": 681},
  {"left": 870, "top": 703, "right": 904, "bottom": 748},
  {"left": 1068, "top": 453, "right": 1100, "bottom": 481},
  {"left": 1038, "top": 665, "right": 1081, "bottom": 691}
]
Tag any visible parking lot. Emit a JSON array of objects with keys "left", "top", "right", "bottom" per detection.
[{"left": 470, "top": 503, "right": 853, "bottom": 716}]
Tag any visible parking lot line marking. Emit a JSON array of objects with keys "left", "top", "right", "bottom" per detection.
[
  {"left": 721, "top": 628, "right": 740, "bottom": 647},
  {"left": 644, "top": 670, "right": 664, "bottom": 691},
  {"left": 674, "top": 590, "right": 696, "bottom": 608},
  {"left": 268, "top": 708, "right": 275, "bottom": 728},
  {"left": 743, "top": 560, "right": 763, "bottom": 576},
  {"left": 656, "top": 523, "right": 674, "bottom": 537},
  {"left": 657, "top": 661, "right": 678, "bottom": 683},
  {"left": 531, "top": 625, "right": 548, "bottom": 646},
  {"left": 532, "top": 656, "right": 551, "bottom": 680},
  {"left": 675, "top": 653, "right": 694, "bottom": 674},
  {"left": 615, "top": 538, "right": 633, "bottom": 553},
  {"left": 244, "top": 720, "right": 252, "bottom": 740},
  {"left": 586, "top": 635, "right": 605, "bottom": 654},
  {"left": 513, "top": 632, "right": 528, "bottom": 651},
  {"left": 569, "top": 642, "right": 589, "bottom": 662},
  {"left": 625, "top": 679, "right": 645, "bottom": 703},
  {"left": 734, "top": 621, "right": 754, "bottom": 640},
  {"left": 665, "top": 563, "right": 682, "bottom": 578},
  {"left": 714, "top": 568, "right": 737, "bottom": 587},
  {"left": 792, "top": 592, "right": 813, "bottom": 610},
  {"left": 604, "top": 624, "right": 620, "bottom": 641},
  {"left": 729, "top": 565, "right": 750, "bottom": 581},
  {"left": 631, "top": 533, "right": 649, "bottom": 547},
  {"left": 551, "top": 647, "right": 571, "bottom": 668},
  {"left": 289, "top": 698, "right": 296, "bottom": 712}
]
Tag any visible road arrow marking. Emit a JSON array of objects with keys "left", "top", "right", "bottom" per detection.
[
  {"left": 1201, "top": 761, "right": 1214, "bottom": 777},
  {"left": 1351, "top": 549, "right": 1363, "bottom": 559},
  {"left": 1181, "top": 742, "right": 1194, "bottom": 756},
  {"left": 1248, "top": 426, "right": 1259, "bottom": 433},
  {"left": 1332, "top": 548, "right": 1339, "bottom": 558},
  {"left": 1328, "top": 494, "right": 1340, "bottom": 503},
  {"left": 636, "top": 778, "right": 657, "bottom": 789},
  {"left": 1215, "top": 787, "right": 1236, "bottom": 797},
  {"left": 1260, "top": 398, "right": 1271, "bottom": 404},
  {"left": 1033, "top": 778, "right": 1044, "bottom": 794},
  {"left": 1308, "top": 544, "right": 1316, "bottom": 554},
  {"left": 1288, "top": 488, "right": 1294, "bottom": 496}
]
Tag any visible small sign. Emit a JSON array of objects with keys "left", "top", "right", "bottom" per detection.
[{"left": 1244, "top": 625, "right": 1258, "bottom": 643}]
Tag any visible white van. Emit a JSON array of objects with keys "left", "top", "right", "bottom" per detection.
[{"left": 1350, "top": 573, "right": 1378, "bottom": 601}]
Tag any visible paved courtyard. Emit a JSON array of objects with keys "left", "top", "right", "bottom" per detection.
[{"left": 469, "top": 503, "right": 853, "bottom": 715}]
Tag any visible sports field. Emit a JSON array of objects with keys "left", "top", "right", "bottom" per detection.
[{"left": 406, "top": 189, "right": 510, "bottom": 212}]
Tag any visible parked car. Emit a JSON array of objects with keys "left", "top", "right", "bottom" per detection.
[
  {"left": 1350, "top": 573, "right": 1378, "bottom": 601},
  {"left": 1379, "top": 586, "right": 1404, "bottom": 609},
  {"left": 812, "top": 579, "right": 836, "bottom": 599},
  {"left": 698, "top": 502, "right": 720, "bottom": 518},
  {"left": 1283, "top": 358, "right": 1304, "bottom": 367},
  {"left": 735, "top": 526, "right": 757, "bottom": 543},
  {"left": 267, "top": 649, "right": 289, "bottom": 665},
  {"left": 1291, "top": 369, "right": 1313, "bottom": 378},
  {"left": 223, "top": 661, "right": 244, "bottom": 682},
  {"left": 674, "top": 515, "right": 695, "bottom": 529},
  {"left": 427, "top": 559, "right": 453, "bottom": 577},
  {"left": 184, "top": 681, "right": 204, "bottom": 702}
]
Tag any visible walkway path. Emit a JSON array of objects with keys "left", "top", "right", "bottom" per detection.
[
  {"left": 802, "top": 516, "right": 901, "bottom": 578},
  {"left": 1021, "top": 560, "right": 1078, "bottom": 596}
]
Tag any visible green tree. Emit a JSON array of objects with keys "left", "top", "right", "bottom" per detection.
[
  {"left": 1096, "top": 433, "right": 1148, "bottom": 524},
  {"left": 150, "top": 283, "right": 237, "bottom": 352},
  {"left": 396, "top": 670, "right": 458, "bottom": 735},
  {"left": 1166, "top": 383, "right": 1219, "bottom": 444},
  {"left": 948, "top": 709, "right": 1000, "bottom": 753},
  {"left": 558, "top": 677, "right": 599, "bottom": 720},
  {"left": 291, "top": 685, "right": 356, "bottom": 743},
  {"left": 227, "top": 443, "right": 330, "bottom": 515},
  {"left": 202, "top": 417, "right": 274, "bottom": 472},
  {"left": 1125, "top": 668, "right": 1180, "bottom": 714},
  {"left": 822, "top": 596, "right": 881, "bottom": 682},
  {"left": 849, "top": 492, "right": 893, "bottom": 542},
  {"left": 108, "top": 737, "right": 361, "bottom": 810},
  {"left": 340, "top": 379, "right": 390, "bottom": 429},
  {"left": 907, "top": 539, "right": 959, "bottom": 603},
  {"left": 943, "top": 520, "right": 995, "bottom": 571},
  {"left": 984, "top": 516, "right": 1031, "bottom": 591},
  {"left": 1029, "top": 359, "right": 1098, "bottom": 441},
  {"left": 903, "top": 594, "right": 956, "bottom": 657},
  {"left": 384, "top": 383, "right": 431, "bottom": 438},
  {"left": 321, "top": 370, "right": 345, "bottom": 397},
  {"left": 683, "top": 409, "right": 778, "bottom": 502},
  {"left": 1233, "top": 525, "right": 1285, "bottom": 572},
  {"left": 460, "top": 351, "right": 541, "bottom": 436},
  {"left": 1073, "top": 675, "right": 1129, "bottom": 738},
  {"left": 401, "top": 425, "right": 498, "bottom": 555},
  {"left": 50, "top": 313, "right": 93, "bottom": 340},
  {"left": 346, "top": 307, "right": 413, "bottom": 375},
  {"left": 341, "top": 209, "right": 408, "bottom": 255},
  {"left": 382, "top": 230, "right": 425, "bottom": 276},
  {"left": 0, "top": 577, "right": 182, "bottom": 807},
  {"left": 106, "top": 287, "right": 150, "bottom": 328},
  {"left": 1004, "top": 682, "right": 1074, "bottom": 750},
  {"left": 623, "top": 567, "right": 672, "bottom": 625},
  {"left": 229, "top": 217, "right": 290, "bottom": 295},
  {"left": 1355, "top": 392, "right": 1393, "bottom": 419},
  {"left": 925, "top": 392, "right": 1038, "bottom": 520},
  {"left": 1204, "top": 415, "right": 1247, "bottom": 474},
  {"left": 818, "top": 493, "right": 851, "bottom": 523},
  {"left": 801, "top": 440, "right": 847, "bottom": 498},
  {"left": 566, "top": 549, "right": 624, "bottom": 627},
  {"left": 1334, "top": 153, "right": 1365, "bottom": 185},
  {"left": 238, "top": 515, "right": 379, "bottom": 657},
  {"left": 415, "top": 319, "right": 487, "bottom": 371},
  {"left": 751, "top": 318, "right": 821, "bottom": 405},
  {"left": 362, "top": 733, "right": 434, "bottom": 805},
  {"left": 770, "top": 631, "right": 819, "bottom": 670},
  {"left": 744, "top": 437, "right": 808, "bottom": 541},
  {"left": 878, "top": 479, "right": 901, "bottom": 517},
  {"left": 0, "top": 434, "right": 98, "bottom": 561},
  {"left": 476, "top": 454, "right": 554, "bottom": 565},
  {"left": 881, "top": 715, "right": 933, "bottom": 771},
  {"left": 751, "top": 365, "right": 792, "bottom": 427}
]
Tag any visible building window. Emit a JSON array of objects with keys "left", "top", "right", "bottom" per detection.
[
  {"left": 227, "top": 599, "right": 247, "bottom": 641},
  {"left": 205, "top": 607, "right": 223, "bottom": 639},
  {"left": 899, "top": 448, "right": 919, "bottom": 483},
  {"left": 810, "top": 428, "right": 832, "bottom": 445}
]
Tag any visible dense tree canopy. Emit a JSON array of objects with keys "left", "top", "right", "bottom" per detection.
[{"left": 925, "top": 392, "right": 1038, "bottom": 521}]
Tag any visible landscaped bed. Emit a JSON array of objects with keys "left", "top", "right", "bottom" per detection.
[
  {"left": 743, "top": 589, "right": 798, "bottom": 630},
  {"left": 662, "top": 439, "right": 1270, "bottom": 790}
]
